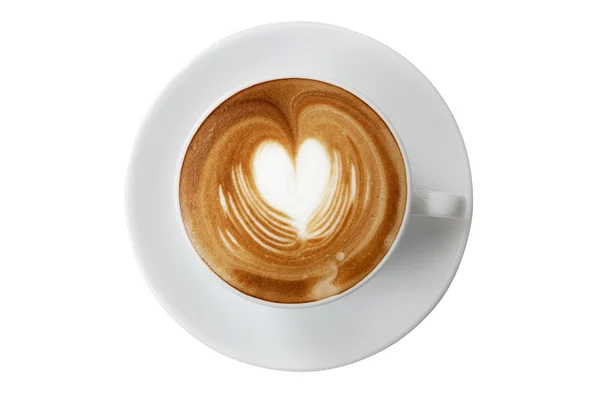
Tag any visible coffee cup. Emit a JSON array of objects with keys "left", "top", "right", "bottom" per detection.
[{"left": 178, "top": 78, "right": 466, "bottom": 308}]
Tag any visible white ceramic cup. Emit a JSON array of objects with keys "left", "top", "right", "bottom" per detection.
[{"left": 176, "top": 77, "right": 466, "bottom": 309}]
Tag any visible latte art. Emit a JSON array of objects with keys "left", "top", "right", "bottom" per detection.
[
  {"left": 252, "top": 139, "right": 333, "bottom": 235},
  {"left": 180, "top": 79, "right": 407, "bottom": 303}
]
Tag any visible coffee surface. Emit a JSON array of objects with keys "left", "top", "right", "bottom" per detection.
[{"left": 179, "top": 79, "right": 407, "bottom": 303}]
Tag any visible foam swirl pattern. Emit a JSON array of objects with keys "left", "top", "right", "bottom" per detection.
[{"left": 179, "top": 79, "right": 407, "bottom": 303}]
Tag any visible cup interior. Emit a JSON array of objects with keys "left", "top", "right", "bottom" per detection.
[{"left": 176, "top": 77, "right": 413, "bottom": 308}]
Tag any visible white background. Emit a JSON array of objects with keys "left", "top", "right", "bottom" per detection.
[{"left": 1, "top": 1, "right": 599, "bottom": 398}]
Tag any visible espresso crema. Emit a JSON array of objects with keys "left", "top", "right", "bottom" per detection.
[{"left": 179, "top": 79, "right": 407, "bottom": 303}]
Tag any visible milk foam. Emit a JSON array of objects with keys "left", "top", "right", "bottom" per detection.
[
  {"left": 252, "top": 139, "right": 332, "bottom": 234},
  {"left": 179, "top": 79, "right": 407, "bottom": 303}
]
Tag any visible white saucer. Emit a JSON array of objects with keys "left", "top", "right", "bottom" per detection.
[{"left": 126, "top": 22, "right": 473, "bottom": 371}]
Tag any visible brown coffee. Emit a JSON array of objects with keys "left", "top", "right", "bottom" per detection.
[{"left": 179, "top": 79, "right": 407, "bottom": 303}]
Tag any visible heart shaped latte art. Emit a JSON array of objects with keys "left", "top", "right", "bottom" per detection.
[
  {"left": 252, "top": 139, "right": 333, "bottom": 235},
  {"left": 180, "top": 79, "right": 407, "bottom": 303}
]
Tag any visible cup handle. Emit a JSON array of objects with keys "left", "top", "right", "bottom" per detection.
[{"left": 411, "top": 190, "right": 467, "bottom": 219}]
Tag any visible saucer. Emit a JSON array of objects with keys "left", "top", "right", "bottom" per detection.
[{"left": 125, "top": 22, "right": 473, "bottom": 371}]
